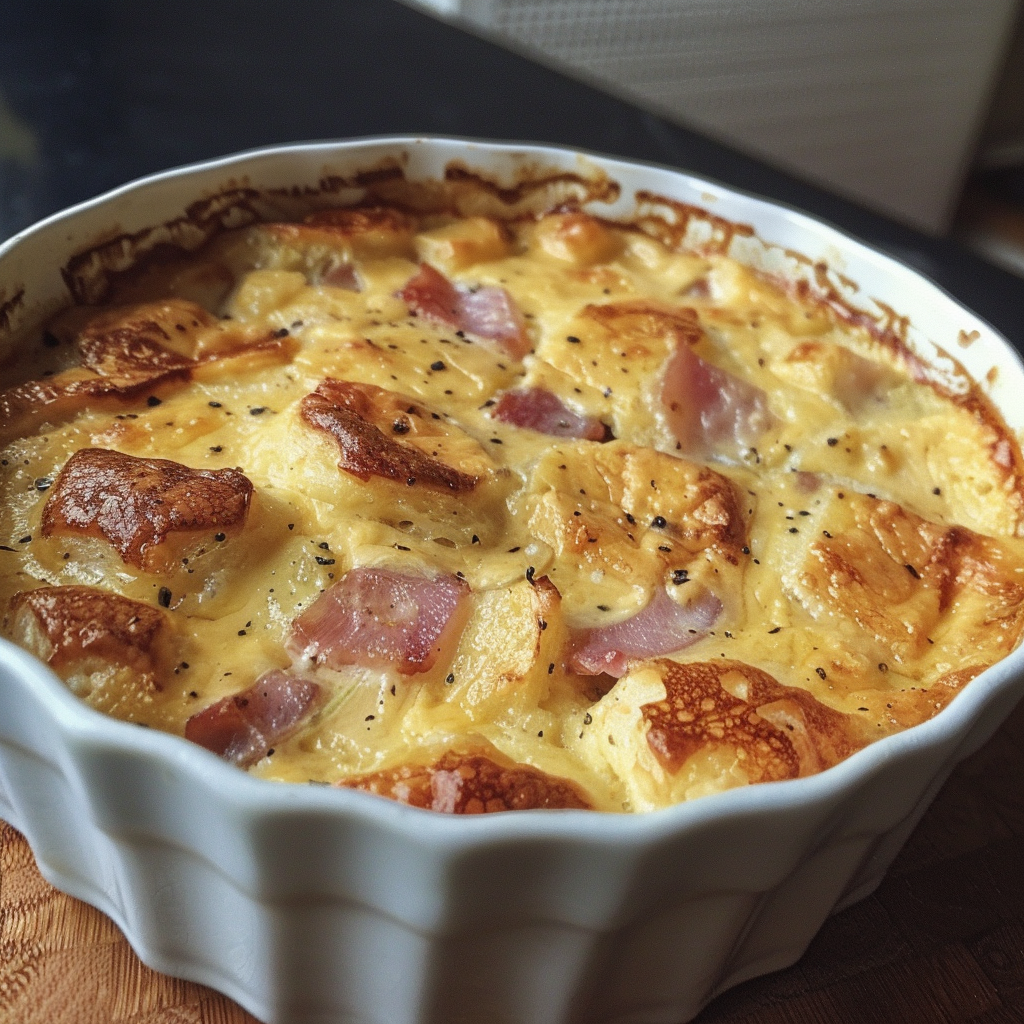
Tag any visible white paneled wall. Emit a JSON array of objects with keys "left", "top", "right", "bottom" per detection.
[{"left": 408, "top": 0, "right": 1020, "bottom": 233}]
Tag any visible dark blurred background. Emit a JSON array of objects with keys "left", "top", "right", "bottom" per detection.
[{"left": 2, "top": 0, "right": 1024, "bottom": 351}]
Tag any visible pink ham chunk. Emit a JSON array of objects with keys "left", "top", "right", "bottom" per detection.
[
  {"left": 321, "top": 262, "right": 360, "bottom": 290},
  {"left": 289, "top": 567, "right": 470, "bottom": 675},
  {"left": 570, "top": 587, "right": 722, "bottom": 678},
  {"left": 185, "top": 670, "right": 322, "bottom": 767},
  {"left": 492, "top": 387, "right": 610, "bottom": 441},
  {"left": 662, "top": 343, "right": 774, "bottom": 457},
  {"left": 399, "top": 263, "right": 530, "bottom": 359}
]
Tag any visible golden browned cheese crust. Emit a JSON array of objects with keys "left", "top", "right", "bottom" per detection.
[
  {"left": 784, "top": 488, "right": 1024, "bottom": 666},
  {"left": 6, "top": 585, "right": 169, "bottom": 686},
  {"left": 41, "top": 448, "right": 253, "bottom": 572},
  {"left": 641, "top": 659, "right": 866, "bottom": 779},
  {"left": 342, "top": 749, "right": 592, "bottom": 813},
  {"left": 300, "top": 379, "right": 480, "bottom": 492},
  {"left": 73, "top": 300, "right": 213, "bottom": 376},
  {"left": 1, "top": 199, "right": 1022, "bottom": 813}
]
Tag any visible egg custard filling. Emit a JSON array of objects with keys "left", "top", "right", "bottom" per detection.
[{"left": 2, "top": 199, "right": 1023, "bottom": 813}]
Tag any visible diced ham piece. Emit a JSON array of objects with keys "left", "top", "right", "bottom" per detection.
[
  {"left": 492, "top": 387, "right": 610, "bottom": 441},
  {"left": 184, "top": 670, "right": 322, "bottom": 767},
  {"left": 662, "top": 343, "right": 774, "bottom": 456},
  {"left": 399, "top": 263, "right": 530, "bottom": 359},
  {"left": 570, "top": 587, "right": 722, "bottom": 678},
  {"left": 399, "top": 262, "right": 461, "bottom": 324},
  {"left": 289, "top": 567, "right": 470, "bottom": 675},
  {"left": 320, "top": 262, "right": 360, "bottom": 290},
  {"left": 456, "top": 288, "right": 530, "bottom": 358}
]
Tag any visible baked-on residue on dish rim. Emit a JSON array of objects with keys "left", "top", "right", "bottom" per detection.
[{"left": 0, "top": 138, "right": 1023, "bottom": 1024}]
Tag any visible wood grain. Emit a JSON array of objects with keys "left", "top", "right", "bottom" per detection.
[
  {"left": 1, "top": 696, "right": 1022, "bottom": 1024},
  {"left": 0, "top": 825, "right": 257, "bottom": 1024}
]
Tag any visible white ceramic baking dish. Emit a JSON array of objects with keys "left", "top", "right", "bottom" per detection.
[{"left": 1, "top": 138, "right": 1022, "bottom": 1024}]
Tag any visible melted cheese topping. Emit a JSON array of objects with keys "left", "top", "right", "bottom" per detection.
[{"left": 2, "top": 202, "right": 1023, "bottom": 813}]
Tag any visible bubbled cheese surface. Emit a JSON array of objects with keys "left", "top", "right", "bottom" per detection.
[{"left": 2, "top": 199, "right": 1023, "bottom": 813}]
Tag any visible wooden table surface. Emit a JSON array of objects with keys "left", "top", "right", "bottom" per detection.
[{"left": 1, "top": 698, "right": 1022, "bottom": 1024}]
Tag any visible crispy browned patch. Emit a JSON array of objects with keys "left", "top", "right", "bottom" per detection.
[
  {"left": 0, "top": 299, "right": 211, "bottom": 442},
  {"left": 41, "top": 448, "right": 253, "bottom": 571},
  {"left": 794, "top": 492, "right": 1024, "bottom": 663},
  {"left": 73, "top": 299, "right": 215, "bottom": 375},
  {"left": 642, "top": 659, "right": 866, "bottom": 780},
  {"left": 591, "top": 443, "right": 748, "bottom": 559},
  {"left": 0, "top": 298, "right": 299, "bottom": 445},
  {"left": 266, "top": 205, "right": 416, "bottom": 260},
  {"left": 581, "top": 300, "right": 703, "bottom": 350},
  {"left": 341, "top": 749, "right": 592, "bottom": 812},
  {"left": 300, "top": 378, "right": 480, "bottom": 493},
  {"left": 534, "top": 211, "right": 621, "bottom": 265},
  {"left": 6, "top": 585, "right": 167, "bottom": 679},
  {"left": 0, "top": 368, "right": 191, "bottom": 445},
  {"left": 303, "top": 205, "right": 416, "bottom": 234}
]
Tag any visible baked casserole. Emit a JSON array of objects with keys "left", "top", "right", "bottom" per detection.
[{"left": 3, "top": 176, "right": 1022, "bottom": 814}]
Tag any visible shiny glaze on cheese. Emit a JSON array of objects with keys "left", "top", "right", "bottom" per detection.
[{"left": 2, "top": 200, "right": 1023, "bottom": 813}]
